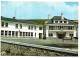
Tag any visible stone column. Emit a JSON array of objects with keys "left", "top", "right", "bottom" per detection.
[
  {"left": 74, "top": 27, "right": 76, "bottom": 37},
  {"left": 14, "top": 31, "right": 16, "bottom": 37},
  {"left": 66, "top": 33, "right": 69, "bottom": 37},
  {"left": 22, "top": 32, "right": 23, "bottom": 37},
  {"left": 64, "top": 26, "right": 65, "bottom": 30},
  {"left": 4, "top": 30, "right": 5, "bottom": 37},
  {"left": 18, "top": 31, "right": 19, "bottom": 37},
  {"left": 25, "top": 32, "right": 26, "bottom": 37},
  {"left": 53, "top": 32, "right": 57, "bottom": 38},
  {"left": 54, "top": 26, "right": 56, "bottom": 30},
  {"left": 62, "top": 21, "right": 64, "bottom": 23},
  {"left": 33, "top": 32, "right": 35, "bottom": 38},
  {"left": 11, "top": 31, "right": 12, "bottom": 37},
  {"left": 46, "top": 26, "right": 48, "bottom": 37},
  {"left": 54, "top": 21, "right": 55, "bottom": 23},
  {"left": 58, "top": 21, "right": 60, "bottom": 23},
  {"left": 7, "top": 31, "right": 9, "bottom": 37},
  {"left": 67, "top": 21, "right": 68, "bottom": 24},
  {"left": 56, "top": 26, "right": 57, "bottom": 30}
]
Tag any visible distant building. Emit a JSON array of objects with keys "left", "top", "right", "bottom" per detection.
[{"left": 1, "top": 13, "right": 78, "bottom": 39}]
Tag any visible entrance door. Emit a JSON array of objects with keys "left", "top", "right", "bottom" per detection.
[
  {"left": 39, "top": 33, "right": 42, "bottom": 39},
  {"left": 58, "top": 34, "right": 65, "bottom": 39},
  {"left": 57, "top": 32, "right": 66, "bottom": 39}
]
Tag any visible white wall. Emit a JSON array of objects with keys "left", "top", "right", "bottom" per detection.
[
  {"left": 46, "top": 26, "right": 48, "bottom": 37},
  {"left": 65, "top": 32, "right": 74, "bottom": 37},
  {"left": 1, "top": 21, "right": 43, "bottom": 39},
  {"left": 65, "top": 33, "right": 70, "bottom": 37},
  {"left": 53, "top": 32, "right": 57, "bottom": 37}
]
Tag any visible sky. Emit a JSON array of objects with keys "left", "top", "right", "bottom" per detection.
[{"left": 1, "top": 1, "right": 78, "bottom": 20}]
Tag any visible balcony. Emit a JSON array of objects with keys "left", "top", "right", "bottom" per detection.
[{"left": 48, "top": 28, "right": 74, "bottom": 32}]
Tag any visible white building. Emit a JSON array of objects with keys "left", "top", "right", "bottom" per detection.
[
  {"left": 43, "top": 13, "right": 77, "bottom": 39},
  {"left": 1, "top": 16, "right": 43, "bottom": 39},
  {"left": 1, "top": 13, "right": 78, "bottom": 39}
]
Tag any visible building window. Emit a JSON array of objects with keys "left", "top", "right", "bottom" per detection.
[
  {"left": 49, "top": 33, "right": 53, "bottom": 37},
  {"left": 39, "top": 27, "right": 42, "bottom": 30},
  {"left": 68, "top": 26, "right": 71, "bottom": 30},
  {"left": 34, "top": 26, "right": 36, "bottom": 30},
  {"left": 55, "top": 21, "right": 58, "bottom": 23},
  {"left": 9, "top": 31, "right": 11, "bottom": 36},
  {"left": 20, "top": 32, "right": 22, "bottom": 36},
  {"left": 1, "top": 30, "right": 4, "bottom": 35},
  {"left": 28, "top": 25, "right": 30, "bottom": 30},
  {"left": 58, "top": 26, "right": 60, "bottom": 30},
  {"left": 64, "top": 21, "right": 67, "bottom": 23},
  {"left": 5, "top": 23, "right": 8, "bottom": 27},
  {"left": 60, "top": 26, "right": 62, "bottom": 30},
  {"left": 5, "top": 31, "right": 7, "bottom": 36},
  {"left": 12, "top": 31, "right": 14, "bottom": 36},
  {"left": 61, "top": 26, "right": 63, "bottom": 30},
  {"left": 31, "top": 32, "right": 33, "bottom": 36},
  {"left": 23, "top": 32, "right": 25, "bottom": 36},
  {"left": 28, "top": 32, "right": 30, "bottom": 36},
  {"left": 69, "top": 34, "right": 73, "bottom": 37},
  {"left": 31, "top": 26, "right": 33, "bottom": 30},
  {"left": 49, "top": 26, "right": 53, "bottom": 30},
  {"left": 16, "top": 24, "right": 18, "bottom": 29},
  {"left": 1, "top": 22, "right": 4, "bottom": 27},
  {"left": 60, "top": 21, "right": 62, "bottom": 23},
  {"left": 26, "top": 32, "right": 28, "bottom": 36},
  {"left": 53, "top": 26, "right": 55, "bottom": 30},
  {"left": 20, "top": 24, "right": 22, "bottom": 29}
]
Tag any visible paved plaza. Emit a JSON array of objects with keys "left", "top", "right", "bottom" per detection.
[{"left": 1, "top": 37, "right": 78, "bottom": 49}]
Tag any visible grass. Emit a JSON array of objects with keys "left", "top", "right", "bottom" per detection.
[{"left": 24, "top": 19, "right": 48, "bottom": 25}]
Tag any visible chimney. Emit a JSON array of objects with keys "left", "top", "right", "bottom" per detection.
[
  {"left": 1, "top": 16, "right": 3, "bottom": 17},
  {"left": 48, "top": 14, "right": 50, "bottom": 19},
  {"left": 13, "top": 17, "right": 16, "bottom": 19},
  {"left": 61, "top": 13, "right": 64, "bottom": 20}
]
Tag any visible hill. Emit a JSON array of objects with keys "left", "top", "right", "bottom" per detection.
[{"left": 23, "top": 19, "right": 49, "bottom": 25}]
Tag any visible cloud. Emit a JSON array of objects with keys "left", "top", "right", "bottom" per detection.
[
  {"left": 1, "top": 3, "right": 6, "bottom": 7},
  {"left": 44, "top": 2, "right": 78, "bottom": 13},
  {"left": 1, "top": 2, "right": 78, "bottom": 20},
  {"left": 10, "top": 1, "right": 25, "bottom": 7},
  {"left": 43, "top": 2, "right": 78, "bottom": 20}
]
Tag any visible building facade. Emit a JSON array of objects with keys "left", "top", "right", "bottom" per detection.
[
  {"left": 1, "top": 13, "right": 78, "bottom": 39},
  {"left": 1, "top": 16, "right": 43, "bottom": 39},
  {"left": 43, "top": 13, "right": 77, "bottom": 39}
]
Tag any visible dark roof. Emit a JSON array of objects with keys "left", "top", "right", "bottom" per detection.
[
  {"left": 46, "top": 16, "right": 77, "bottom": 25},
  {"left": 51, "top": 16, "right": 68, "bottom": 20},
  {"left": 68, "top": 20, "right": 77, "bottom": 25},
  {"left": 1, "top": 16, "right": 41, "bottom": 25}
]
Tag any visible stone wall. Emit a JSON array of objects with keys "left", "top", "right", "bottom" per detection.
[{"left": 1, "top": 42, "right": 78, "bottom": 56}]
